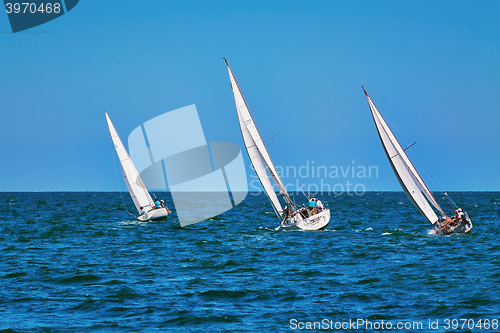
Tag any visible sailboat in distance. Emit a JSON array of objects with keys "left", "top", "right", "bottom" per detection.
[
  {"left": 225, "top": 59, "right": 330, "bottom": 230},
  {"left": 362, "top": 87, "right": 472, "bottom": 234},
  {"left": 105, "top": 112, "right": 170, "bottom": 221}
]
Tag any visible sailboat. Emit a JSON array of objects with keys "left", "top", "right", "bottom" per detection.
[
  {"left": 362, "top": 87, "right": 472, "bottom": 234},
  {"left": 105, "top": 112, "right": 170, "bottom": 221},
  {"left": 225, "top": 59, "right": 330, "bottom": 230}
]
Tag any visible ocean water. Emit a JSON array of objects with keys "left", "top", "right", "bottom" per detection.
[{"left": 1, "top": 192, "right": 499, "bottom": 332}]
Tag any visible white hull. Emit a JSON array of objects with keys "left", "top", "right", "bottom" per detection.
[
  {"left": 137, "top": 208, "right": 169, "bottom": 221},
  {"left": 283, "top": 209, "right": 330, "bottom": 230}
]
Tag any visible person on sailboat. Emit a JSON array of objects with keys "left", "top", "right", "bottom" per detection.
[
  {"left": 441, "top": 212, "right": 461, "bottom": 231},
  {"left": 444, "top": 209, "right": 465, "bottom": 228},
  {"left": 160, "top": 200, "right": 172, "bottom": 213},
  {"left": 154, "top": 199, "right": 161, "bottom": 209},
  {"left": 315, "top": 199, "right": 324, "bottom": 213},
  {"left": 440, "top": 216, "right": 453, "bottom": 231},
  {"left": 140, "top": 206, "right": 148, "bottom": 215},
  {"left": 281, "top": 206, "right": 292, "bottom": 226},
  {"left": 308, "top": 198, "right": 317, "bottom": 215}
]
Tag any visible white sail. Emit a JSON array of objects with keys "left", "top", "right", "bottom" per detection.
[
  {"left": 363, "top": 89, "right": 443, "bottom": 224},
  {"left": 105, "top": 112, "right": 155, "bottom": 214},
  {"left": 225, "top": 60, "right": 286, "bottom": 217}
]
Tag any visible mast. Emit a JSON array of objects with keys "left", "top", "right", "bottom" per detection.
[
  {"left": 363, "top": 88, "right": 444, "bottom": 224},
  {"left": 105, "top": 112, "right": 155, "bottom": 214},
  {"left": 225, "top": 59, "right": 293, "bottom": 218}
]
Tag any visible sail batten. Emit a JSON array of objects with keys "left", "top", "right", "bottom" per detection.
[
  {"left": 365, "top": 92, "right": 442, "bottom": 224},
  {"left": 105, "top": 112, "right": 155, "bottom": 214}
]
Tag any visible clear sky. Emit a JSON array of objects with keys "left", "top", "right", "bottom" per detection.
[{"left": 1, "top": 0, "right": 499, "bottom": 192}]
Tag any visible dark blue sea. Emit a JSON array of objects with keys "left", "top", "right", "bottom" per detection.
[{"left": 1, "top": 192, "right": 499, "bottom": 332}]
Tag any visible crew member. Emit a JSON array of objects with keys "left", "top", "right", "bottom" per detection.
[
  {"left": 308, "top": 198, "right": 317, "bottom": 215},
  {"left": 281, "top": 206, "right": 291, "bottom": 226},
  {"left": 315, "top": 199, "right": 324, "bottom": 212}
]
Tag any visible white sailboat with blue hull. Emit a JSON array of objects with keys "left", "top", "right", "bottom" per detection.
[
  {"left": 105, "top": 112, "right": 169, "bottom": 221},
  {"left": 225, "top": 59, "right": 330, "bottom": 231},
  {"left": 362, "top": 87, "right": 472, "bottom": 235}
]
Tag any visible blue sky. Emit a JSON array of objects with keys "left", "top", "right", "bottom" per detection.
[{"left": 0, "top": 0, "right": 498, "bottom": 191}]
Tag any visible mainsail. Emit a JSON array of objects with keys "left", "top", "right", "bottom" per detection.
[
  {"left": 105, "top": 112, "right": 155, "bottom": 214},
  {"left": 363, "top": 88, "right": 445, "bottom": 224},
  {"left": 225, "top": 59, "right": 289, "bottom": 218}
]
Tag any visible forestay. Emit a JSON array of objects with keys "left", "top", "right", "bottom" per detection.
[
  {"left": 105, "top": 112, "right": 155, "bottom": 214},
  {"left": 363, "top": 89, "right": 444, "bottom": 224}
]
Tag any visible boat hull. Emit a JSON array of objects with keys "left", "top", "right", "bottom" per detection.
[
  {"left": 284, "top": 209, "right": 331, "bottom": 230},
  {"left": 137, "top": 208, "right": 169, "bottom": 221}
]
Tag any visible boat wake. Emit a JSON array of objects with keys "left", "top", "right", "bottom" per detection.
[{"left": 427, "top": 228, "right": 438, "bottom": 235}]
